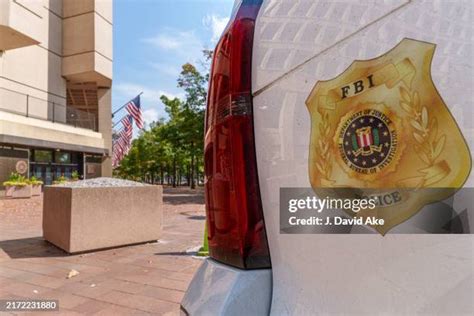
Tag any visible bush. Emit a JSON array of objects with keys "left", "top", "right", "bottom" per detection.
[
  {"left": 53, "top": 176, "right": 68, "bottom": 185},
  {"left": 2, "top": 172, "right": 28, "bottom": 187},
  {"left": 7, "top": 172, "right": 21, "bottom": 182},
  {"left": 72, "top": 170, "right": 79, "bottom": 181},
  {"left": 28, "top": 176, "right": 44, "bottom": 185},
  {"left": 3, "top": 181, "right": 28, "bottom": 187}
]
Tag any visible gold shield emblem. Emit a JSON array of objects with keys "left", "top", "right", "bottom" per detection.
[{"left": 306, "top": 38, "right": 472, "bottom": 234}]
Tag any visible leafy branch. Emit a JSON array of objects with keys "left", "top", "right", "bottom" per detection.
[
  {"left": 315, "top": 112, "right": 332, "bottom": 180},
  {"left": 399, "top": 86, "right": 445, "bottom": 166}
]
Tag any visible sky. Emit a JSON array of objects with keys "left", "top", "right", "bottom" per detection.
[{"left": 112, "top": 0, "right": 234, "bottom": 128}]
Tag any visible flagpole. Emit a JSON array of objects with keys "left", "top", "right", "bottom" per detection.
[
  {"left": 112, "top": 114, "right": 131, "bottom": 128},
  {"left": 111, "top": 110, "right": 136, "bottom": 129},
  {"left": 112, "top": 117, "right": 127, "bottom": 128},
  {"left": 111, "top": 92, "right": 143, "bottom": 117}
]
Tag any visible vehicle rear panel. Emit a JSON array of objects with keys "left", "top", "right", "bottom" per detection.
[{"left": 252, "top": 0, "right": 473, "bottom": 314}]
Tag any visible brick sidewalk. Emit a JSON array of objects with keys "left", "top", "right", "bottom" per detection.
[{"left": 0, "top": 187, "right": 206, "bottom": 315}]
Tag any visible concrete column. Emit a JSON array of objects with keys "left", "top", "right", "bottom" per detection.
[
  {"left": 98, "top": 87, "right": 112, "bottom": 177},
  {"left": 62, "top": 0, "right": 112, "bottom": 87}
]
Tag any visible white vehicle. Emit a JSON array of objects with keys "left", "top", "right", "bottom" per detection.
[{"left": 182, "top": 0, "right": 473, "bottom": 315}]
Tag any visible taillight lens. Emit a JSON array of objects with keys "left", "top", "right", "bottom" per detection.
[{"left": 204, "top": 0, "right": 270, "bottom": 269}]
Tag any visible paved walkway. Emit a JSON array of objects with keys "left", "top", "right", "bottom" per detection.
[{"left": 0, "top": 187, "right": 206, "bottom": 315}]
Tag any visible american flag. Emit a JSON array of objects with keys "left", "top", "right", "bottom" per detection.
[
  {"left": 122, "top": 115, "right": 133, "bottom": 138},
  {"left": 126, "top": 95, "right": 144, "bottom": 129},
  {"left": 112, "top": 136, "right": 129, "bottom": 167},
  {"left": 112, "top": 115, "right": 134, "bottom": 167},
  {"left": 116, "top": 133, "right": 129, "bottom": 152},
  {"left": 112, "top": 148, "right": 121, "bottom": 168},
  {"left": 112, "top": 136, "right": 126, "bottom": 168},
  {"left": 119, "top": 128, "right": 128, "bottom": 140},
  {"left": 112, "top": 143, "right": 121, "bottom": 167}
]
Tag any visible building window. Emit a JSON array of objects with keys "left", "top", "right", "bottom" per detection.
[
  {"left": 55, "top": 152, "right": 71, "bottom": 164},
  {"left": 34, "top": 150, "right": 52, "bottom": 163}
]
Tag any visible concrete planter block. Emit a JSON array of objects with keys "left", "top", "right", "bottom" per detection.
[
  {"left": 43, "top": 180, "right": 163, "bottom": 253},
  {"left": 31, "top": 184, "right": 42, "bottom": 196},
  {"left": 12, "top": 185, "right": 32, "bottom": 198},
  {"left": 5, "top": 186, "right": 14, "bottom": 197}
]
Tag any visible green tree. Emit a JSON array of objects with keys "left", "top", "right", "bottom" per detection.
[
  {"left": 177, "top": 63, "right": 206, "bottom": 189},
  {"left": 115, "top": 52, "right": 210, "bottom": 188}
]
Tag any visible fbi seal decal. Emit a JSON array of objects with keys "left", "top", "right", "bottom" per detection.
[
  {"left": 338, "top": 108, "right": 397, "bottom": 174},
  {"left": 306, "top": 38, "right": 472, "bottom": 235}
]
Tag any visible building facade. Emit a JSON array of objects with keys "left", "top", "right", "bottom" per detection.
[{"left": 0, "top": 0, "right": 113, "bottom": 186}]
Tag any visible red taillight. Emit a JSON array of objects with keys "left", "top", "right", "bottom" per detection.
[{"left": 204, "top": 0, "right": 270, "bottom": 269}]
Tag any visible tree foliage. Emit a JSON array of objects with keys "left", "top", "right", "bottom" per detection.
[{"left": 114, "top": 54, "right": 210, "bottom": 188}]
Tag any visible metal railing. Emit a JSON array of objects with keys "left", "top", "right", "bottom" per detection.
[{"left": 0, "top": 87, "right": 97, "bottom": 131}]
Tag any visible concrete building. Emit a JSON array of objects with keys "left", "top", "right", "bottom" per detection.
[{"left": 0, "top": 0, "right": 113, "bottom": 186}]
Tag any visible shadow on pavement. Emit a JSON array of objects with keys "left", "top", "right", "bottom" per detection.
[
  {"left": 162, "top": 187, "right": 204, "bottom": 205},
  {"left": 154, "top": 251, "right": 193, "bottom": 256},
  {"left": 0, "top": 237, "right": 67, "bottom": 259},
  {"left": 179, "top": 211, "right": 206, "bottom": 221}
]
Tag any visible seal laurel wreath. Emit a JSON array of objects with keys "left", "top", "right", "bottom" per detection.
[
  {"left": 315, "top": 112, "right": 333, "bottom": 182},
  {"left": 399, "top": 84, "right": 447, "bottom": 187}
]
